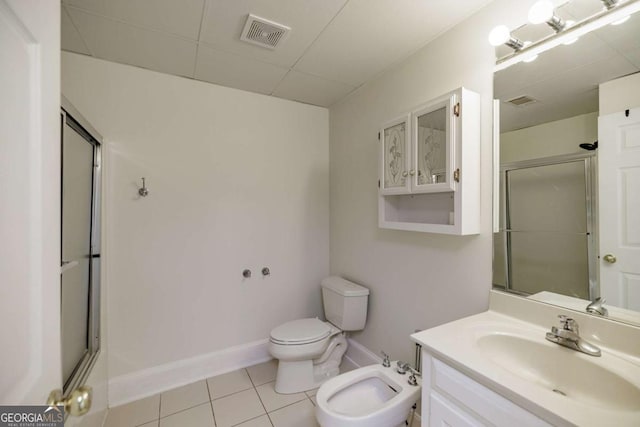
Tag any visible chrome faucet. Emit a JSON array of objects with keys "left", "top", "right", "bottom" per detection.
[
  {"left": 545, "top": 315, "right": 601, "bottom": 357},
  {"left": 586, "top": 297, "right": 608, "bottom": 317}
]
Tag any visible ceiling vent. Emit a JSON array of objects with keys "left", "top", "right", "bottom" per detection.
[
  {"left": 506, "top": 95, "right": 538, "bottom": 107},
  {"left": 240, "top": 14, "right": 290, "bottom": 50}
]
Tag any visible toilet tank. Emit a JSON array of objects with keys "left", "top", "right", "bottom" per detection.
[{"left": 321, "top": 277, "right": 369, "bottom": 331}]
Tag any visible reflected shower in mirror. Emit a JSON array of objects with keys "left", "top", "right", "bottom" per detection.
[{"left": 492, "top": 0, "right": 640, "bottom": 326}]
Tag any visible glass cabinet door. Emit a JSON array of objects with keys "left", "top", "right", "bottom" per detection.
[
  {"left": 380, "top": 115, "right": 410, "bottom": 194},
  {"left": 411, "top": 95, "right": 455, "bottom": 193}
]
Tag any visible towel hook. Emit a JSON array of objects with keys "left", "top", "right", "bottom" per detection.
[{"left": 138, "top": 177, "right": 149, "bottom": 197}]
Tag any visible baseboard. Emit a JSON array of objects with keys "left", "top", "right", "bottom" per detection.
[
  {"left": 108, "top": 339, "right": 271, "bottom": 407},
  {"left": 344, "top": 337, "right": 382, "bottom": 368}
]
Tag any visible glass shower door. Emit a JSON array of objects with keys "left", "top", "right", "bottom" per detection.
[{"left": 60, "top": 110, "right": 101, "bottom": 391}]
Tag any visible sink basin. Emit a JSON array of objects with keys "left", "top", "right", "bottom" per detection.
[
  {"left": 476, "top": 333, "right": 640, "bottom": 412},
  {"left": 412, "top": 305, "right": 640, "bottom": 426}
]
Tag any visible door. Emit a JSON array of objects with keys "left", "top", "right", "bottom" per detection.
[
  {"left": 0, "top": 0, "right": 61, "bottom": 405},
  {"left": 380, "top": 115, "right": 411, "bottom": 195},
  {"left": 599, "top": 108, "right": 640, "bottom": 310}
]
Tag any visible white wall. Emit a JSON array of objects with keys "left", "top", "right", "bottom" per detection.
[
  {"left": 600, "top": 72, "right": 640, "bottom": 115},
  {"left": 62, "top": 53, "right": 329, "bottom": 384},
  {"left": 500, "top": 112, "right": 598, "bottom": 163},
  {"left": 329, "top": 0, "right": 530, "bottom": 364}
]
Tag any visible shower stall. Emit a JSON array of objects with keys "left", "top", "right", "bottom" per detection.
[{"left": 493, "top": 153, "right": 597, "bottom": 300}]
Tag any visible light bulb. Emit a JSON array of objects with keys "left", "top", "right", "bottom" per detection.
[
  {"left": 488, "top": 25, "right": 511, "bottom": 46},
  {"left": 528, "top": 0, "right": 555, "bottom": 24}
]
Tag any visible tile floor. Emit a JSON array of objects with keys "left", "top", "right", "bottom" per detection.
[{"left": 105, "top": 358, "right": 418, "bottom": 427}]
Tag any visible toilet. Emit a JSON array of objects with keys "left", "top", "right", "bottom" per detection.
[
  {"left": 268, "top": 276, "right": 369, "bottom": 394},
  {"left": 315, "top": 362, "right": 422, "bottom": 427}
]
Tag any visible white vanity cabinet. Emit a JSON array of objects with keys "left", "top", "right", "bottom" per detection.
[
  {"left": 420, "top": 352, "right": 552, "bottom": 427},
  {"left": 378, "top": 87, "right": 480, "bottom": 235}
]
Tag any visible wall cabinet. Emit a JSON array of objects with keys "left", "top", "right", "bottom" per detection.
[
  {"left": 420, "top": 352, "right": 553, "bottom": 427},
  {"left": 378, "top": 87, "right": 480, "bottom": 235}
]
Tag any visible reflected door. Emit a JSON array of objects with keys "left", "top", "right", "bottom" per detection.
[{"left": 599, "top": 109, "right": 640, "bottom": 310}]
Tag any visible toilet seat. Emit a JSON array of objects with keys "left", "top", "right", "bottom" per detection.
[{"left": 270, "top": 318, "right": 332, "bottom": 345}]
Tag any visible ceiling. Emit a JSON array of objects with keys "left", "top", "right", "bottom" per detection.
[
  {"left": 61, "top": 0, "right": 493, "bottom": 108},
  {"left": 494, "top": 0, "right": 640, "bottom": 132}
]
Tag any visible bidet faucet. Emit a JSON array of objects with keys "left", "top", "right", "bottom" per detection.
[
  {"left": 396, "top": 361, "right": 410, "bottom": 375},
  {"left": 586, "top": 297, "right": 608, "bottom": 316},
  {"left": 380, "top": 351, "right": 391, "bottom": 368},
  {"left": 545, "top": 315, "right": 601, "bottom": 357}
]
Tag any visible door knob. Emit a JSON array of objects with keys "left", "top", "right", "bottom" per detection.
[
  {"left": 603, "top": 254, "right": 617, "bottom": 264},
  {"left": 47, "top": 386, "right": 92, "bottom": 417}
]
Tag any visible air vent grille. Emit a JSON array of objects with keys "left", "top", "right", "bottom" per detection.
[
  {"left": 240, "top": 14, "right": 290, "bottom": 49},
  {"left": 506, "top": 95, "right": 538, "bottom": 107}
]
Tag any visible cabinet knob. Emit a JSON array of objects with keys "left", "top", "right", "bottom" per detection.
[
  {"left": 409, "top": 170, "right": 416, "bottom": 176},
  {"left": 402, "top": 171, "right": 408, "bottom": 177}
]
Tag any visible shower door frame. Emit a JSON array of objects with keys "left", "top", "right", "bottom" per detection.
[
  {"left": 60, "top": 96, "right": 102, "bottom": 396},
  {"left": 498, "top": 152, "right": 598, "bottom": 300}
]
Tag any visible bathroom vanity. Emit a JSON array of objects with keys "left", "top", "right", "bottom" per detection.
[{"left": 411, "top": 291, "right": 640, "bottom": 427}]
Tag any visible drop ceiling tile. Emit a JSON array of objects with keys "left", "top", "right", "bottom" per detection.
[
  {"left": 65, "top": 0, "right": 205, "bottom": 40},
  {"left": 199, "top": 0, "right": 348, "bottom": 68},
  {"left": 294, "top": 0, "right": 492, "bottom": 86},
  {"left": 62, "top": 6, "right": 91, "bottom": 55},
  {"left": 272, "top": 70, "right": 355, "bottom": 107},
  {"left": 67, "top": 8, "right": 198, "bottom": 78},
  {"left": 195, "top": 44, "right": 289, "bottom": 95}
]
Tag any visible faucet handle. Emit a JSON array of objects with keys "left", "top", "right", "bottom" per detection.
[
  {"left": 406, "top": 366, "right": 421, "bottom": 386},
  {"left": 396, "top": 361, "right": 410, "bottom": 375},
  {"left": 380, "top": 351, "right": 391, "bottom": 368},
  {"left": 558, "top": 315, "right": 578, "bottom": 333}
]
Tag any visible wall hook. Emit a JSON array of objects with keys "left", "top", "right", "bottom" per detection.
[{"left": 138, "top": 177, "right": 149, "bottom": 197}]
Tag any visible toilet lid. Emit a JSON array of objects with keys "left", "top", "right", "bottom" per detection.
[{"left": 270, "top": 318, "right": 332, "bottom": 345}]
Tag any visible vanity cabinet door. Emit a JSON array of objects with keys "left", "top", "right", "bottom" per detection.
[
  {"left": 380, "top": 115, "right": 411, "bottom": 195},
  {"left": 411, "top": 94, "right": 456, "bottom": 193},
  {"left": 429, "top": 392, "right": 483, "bottom": 427}
]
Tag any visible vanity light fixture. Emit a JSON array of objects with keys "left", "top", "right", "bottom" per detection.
[
  {"left": 528, "top": 0, "right": 567, "bottom": 32},
  {"left": 492, "top": 0, "right": 640, "bottom": 71},
  {"left": 488, "top": 25, "right": 525, "bottom": 50}
]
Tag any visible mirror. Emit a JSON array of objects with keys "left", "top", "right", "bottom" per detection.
[{"left": 492, "top": 0, "right": 640, "bottom": 326}]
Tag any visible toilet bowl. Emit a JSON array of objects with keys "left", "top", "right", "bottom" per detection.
[
  {"left": 315, "top": 362, "right": 422, "bottom": 427},
  {"left": 269, "top": 277, "right": 369, "bottom": 394},
  {"left": 269, "top": 318, "right": 347, "bottom": 393}
]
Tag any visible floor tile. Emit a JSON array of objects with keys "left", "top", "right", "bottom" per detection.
[
  {"left": 159, "top": 402, "right": 214, "bottom": 427},
  {"left": 212, "top": 388, "right": 266, "bottom": 427},
  {"left": 255, "top": 381, "right": 307, "bottom": 412},
  {"left": 246, "top": 360, "right": 278, "bottom": 386},
  {"left": 236, "top": 415, "right": 273, "bottom": 427},
  {"left": 160, "top": 380, "right": 209, "bottom": 417},
  {"left": 105, "top": 394, "right": 160, "bottom": 427},
  {"left": 207, "top": 368, "right": 253, "bottom": 400},
  {"left": 269, "top": 400, "right": 318, "bottom": 427}
]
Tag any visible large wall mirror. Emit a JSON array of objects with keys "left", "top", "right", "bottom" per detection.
[{"left": 493, "top": 0, "right": 640, "bottom": 326}]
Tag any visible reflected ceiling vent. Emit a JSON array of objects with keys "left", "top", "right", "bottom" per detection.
[
  {"left": 240, "top": 14, "right": 290, "bottom": 50},
  {"left": 506, "top": 95, "right": 538, "bottom": 107}
]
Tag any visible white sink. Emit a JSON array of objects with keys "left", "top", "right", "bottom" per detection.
[
  {"left": 412, "top": 310, "right": 640, "bottom": 426},
  {"left": 476, "top": 333, "right": 640, "bottom": 412}
]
